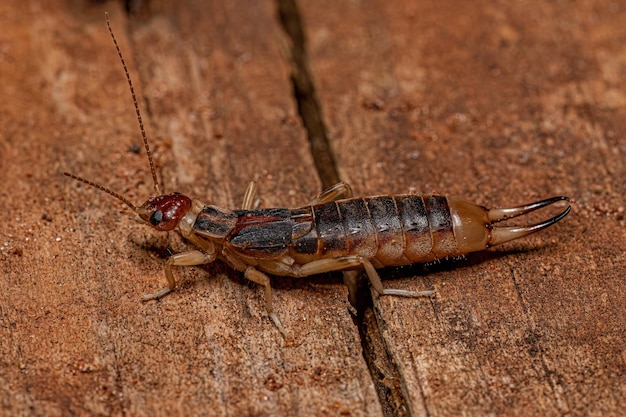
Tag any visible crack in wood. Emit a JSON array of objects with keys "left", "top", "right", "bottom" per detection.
[
  {"left": 276, "top": 1, "right": 412, "bottom": 416},
  {"left": 276, "top": 0, "right": 341, "bottom": 190}
]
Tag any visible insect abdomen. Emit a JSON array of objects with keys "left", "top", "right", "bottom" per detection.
[{"left": 290, "top": 196, "right": 461, "bottom": 266}]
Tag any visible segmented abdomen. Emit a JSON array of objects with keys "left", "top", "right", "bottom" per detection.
[{"left": 290, "top": 195, "right": 460, "bottom": 267}]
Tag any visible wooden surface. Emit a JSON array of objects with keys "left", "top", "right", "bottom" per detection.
[{"left": 0, "top": 1, "right": 624, "bottom": 416}]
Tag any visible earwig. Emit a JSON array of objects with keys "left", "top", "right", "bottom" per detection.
[{"left": 65, "top": 14, "right": 571, "bottom": 336}]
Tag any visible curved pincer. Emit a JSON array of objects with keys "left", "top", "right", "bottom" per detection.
[
  {"left": 449, "top": 195, "right": 571, "bottom": 253},
  {"left": 487, "top": 196, "right": 571, "bottom": 246}
]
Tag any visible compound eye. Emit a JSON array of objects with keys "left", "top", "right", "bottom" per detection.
[{"left": 149, "top": 210, "right": 163, "bottom": 226}]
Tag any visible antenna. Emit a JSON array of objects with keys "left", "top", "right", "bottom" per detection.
[
  {"left": 105, "top": 12, "right": 162, "bottom": 195},
  {"left": 64, "top": 173, "right": 137, "bottom": 210}
]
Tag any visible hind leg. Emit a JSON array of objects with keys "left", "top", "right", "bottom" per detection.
[
  {"left": 291, "top": 256, "right": 433, "bottom": 297},
  {"left": 308, "top": 182, "right": 353, "bottom": 205}
]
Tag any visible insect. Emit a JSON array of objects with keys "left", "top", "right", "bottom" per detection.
[{"left": 65, "top": 14, "right": 571, "bottom": 336}]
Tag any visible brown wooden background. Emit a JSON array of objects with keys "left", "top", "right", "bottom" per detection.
[{"left": 1, "top": 0, "right": 624, "bottom": 416}]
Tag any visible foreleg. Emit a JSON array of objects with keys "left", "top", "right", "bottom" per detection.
[{"left": 142, "top": 250, "right": 216, "bottom": 301}]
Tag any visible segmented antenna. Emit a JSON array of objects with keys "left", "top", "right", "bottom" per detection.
[
  {"left": 105, "top": 12, "right": 162, "bottom": 195},
  {"left": 64, "top": 173, "right": 137, "bottom": 210}
]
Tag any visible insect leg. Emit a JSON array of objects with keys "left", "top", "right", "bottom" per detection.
[
  {"left": 142, "top": 250, "right": 216, "bottom": 301},
  {"left": 241, "top": 181, "right": 258, "bottom": 210},
  {"left": 308, "top": 182, "right": 353, "bottom": 205},
  {"left": 242, "top": 180, "right": 352, "bottom": 210},
  {"left": 294, "top": 256, "right": 434, "bottom": 297},
  {"left": 244, "top": 267, "right": 288, "bottom": 337}
]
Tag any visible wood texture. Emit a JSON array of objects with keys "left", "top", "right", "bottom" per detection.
[
  {"left": 1, "top": 1, "right": 624, "bottom": 416},
  {"left": 0, "top": 1, "right": 378, "bottom": 416},
  {"left": 300, "top": 1, "right": 626, "bottom": 416}
]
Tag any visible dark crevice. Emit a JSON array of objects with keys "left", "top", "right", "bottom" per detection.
[
  {"left": 276, "top": 0, "right": 341, "bottom": 189},
  {"left": 276, "top": 1, "right": 411, "bottom": 416},
  {"left": 359, "top": 310, "right": 414, "bottom": 417},
  {"left": 353, "top": 278, "right": 413, "bottom": 417}
]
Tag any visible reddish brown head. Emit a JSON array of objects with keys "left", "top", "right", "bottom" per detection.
[
  {"left": 64, "top": 172, "right": 193, "bottom": 232},
  {"left": 136, "top": 193, "right": 192, "bottom": 231}
]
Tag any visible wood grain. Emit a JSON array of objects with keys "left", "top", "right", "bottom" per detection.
[
  {"left": 1, "top": 0, "right": 624, "bottom": 416},
  {"left": 300, "top": 1, "right": 625, "bottom": 416},
  {"left": 1, "top": 1, "right": 378, "bottom": 416}
]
